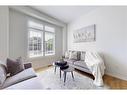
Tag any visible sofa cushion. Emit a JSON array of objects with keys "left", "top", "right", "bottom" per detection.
[
  {"left": 72, "top": 64, "right": 91, "bottom": 74},
  {"left": 0, "top": 62, "right": 7, "bottom": 87},
  {"left": 7, "top": 58, "right": 24, "bottom": 76},
  {"left": 4, "top": 76, "right": 44, "bottom": 89},
  {"left": 1, "top": 68, "right": 37, "bottom": 89},
  {"left": 64, "top": 58, "right": 76, "bottom": 64},
  {"left": 74, "top": 61, "right": 88, "bottom": 69}
]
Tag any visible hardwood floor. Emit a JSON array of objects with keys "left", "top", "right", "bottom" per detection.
[
  {"left": 35, "top": 65, "right": 52, "bottom": 72},
  {"left": 35, "top": 66, "right": 127, "bottom": 89},
  {"left": 103, "top": 75, "right": 127, "bottom": 89}
]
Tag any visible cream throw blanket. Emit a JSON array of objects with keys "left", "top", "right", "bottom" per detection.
[{"left": 85, "top": 51, "right": 105, "bottom": 86}]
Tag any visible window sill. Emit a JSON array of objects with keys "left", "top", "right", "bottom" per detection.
[
  {"left": 27, "top": 54, "right": 55, "bottom": 61},
  {"left": 45, "top": 53, "right": 55, "bottom": 56}
]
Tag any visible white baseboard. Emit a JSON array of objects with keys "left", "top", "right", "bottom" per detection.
[{"left": 105, "top": 71, "right": 127, "bottom": 81}]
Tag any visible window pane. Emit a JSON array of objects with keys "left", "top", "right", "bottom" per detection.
[
  {"left": 45, "top": 26, "right": 55, "bottom": 32},
  {"left": 28, "top": 21, "right": 43, "bottom": 30},
  {"left": 29, "top": 29, "right": 43, "bottom": 57},
  {"left": 45, "top": 32, "right": 55, "bottom": 55},
  {"left": 28, "top": 20, "right": 56, "bottom": 58}
]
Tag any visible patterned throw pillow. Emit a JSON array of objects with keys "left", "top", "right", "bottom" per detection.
[
  {"left": 0, "top": 62, "right": 7, "bottom": 87},
  {"left": 69, "top": 51, "right": 78, "bottom": 60},
  {"left": 80, "top": 51, "right": 86, "bottom": 61}
]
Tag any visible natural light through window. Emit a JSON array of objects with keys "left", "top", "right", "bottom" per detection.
[
  {"left": 45, "top": 30, "right": 55, "bottom": 56},
  {"left": 28, "top": 20, "right": 55, "bottom": 58}
]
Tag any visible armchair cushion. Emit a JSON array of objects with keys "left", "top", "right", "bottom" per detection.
[
  {"left": 0, "top": 63, "right": 7, "bottom": 87},
  {"left": 2, "top": 68, "right": 37, "bottom": 89}
]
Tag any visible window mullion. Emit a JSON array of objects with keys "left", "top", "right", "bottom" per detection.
[{"left": 43, "top": 25, "right": 45, "bottom": 56}]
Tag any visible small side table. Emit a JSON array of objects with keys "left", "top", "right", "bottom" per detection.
[
  {"left": 52, "top": 61, "right": 67, "bottom": 78},
  {"left": 61, "top": 66, "right": 75, "bottom": 83},
  {"left": 52, "top": 62, "right": 60, "bottom": 73},
  {"left": 52, "top": 61, "right": 67, "bottom": 72}
]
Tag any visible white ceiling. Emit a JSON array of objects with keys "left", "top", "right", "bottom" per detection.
[{"left": 32, "top": 6, "right": 98, "bottom": 23}]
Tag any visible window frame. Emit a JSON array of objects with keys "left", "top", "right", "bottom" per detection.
[
  {"left": 44, "top": 30, "right": 55, "bottom": 56},
  {"left": 27, "top": 19, "right": 56, "bottom": 59}
]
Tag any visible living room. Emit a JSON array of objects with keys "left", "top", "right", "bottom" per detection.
[{"left": 0, "top": 5, "right": 127, "bottom": 90}]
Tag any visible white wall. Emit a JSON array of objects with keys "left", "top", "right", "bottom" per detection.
[
  {"left": 67, "top": 7, "right": 127, "bottom": 80},
  {"left": 0, "top": 6, "right": 9, "bottom": 63},
  {"left": 62, "top": 25, "right": 67, "bottom": 54},
  {"left": 9, "top": 9, "right": 63, "bottom": 69},
  {"left": 10, "top": 6, "right": 67, "bottom": 55}
]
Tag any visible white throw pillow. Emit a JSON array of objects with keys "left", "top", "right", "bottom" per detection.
[
  {"left": 69, "top": 51, "right": 77, "bottom": 60},
  {"left": 65, "top": 51, "right": 70, "bottom": 58},
  {"left": 80, "top": 51, "right": 86, "bottom": 61},
  {"left": 0, "top": 62, "right": 7, "bottom": 87}
]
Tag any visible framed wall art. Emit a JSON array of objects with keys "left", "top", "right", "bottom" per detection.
[{"left": 73, "top": 24, "right": 96, "bottom": 43}]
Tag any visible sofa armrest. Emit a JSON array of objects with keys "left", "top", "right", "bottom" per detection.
[{"left": 24, "top": 62, "right": 32, "bottom": 69}]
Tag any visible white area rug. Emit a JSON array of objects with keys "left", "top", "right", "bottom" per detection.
[{"left": 37, "top": 67, "right": 110, "bottom": 89}]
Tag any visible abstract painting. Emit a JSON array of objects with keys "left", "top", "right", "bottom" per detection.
[{"left": 73, "top": 24, "right": 96, "bottom": 43}]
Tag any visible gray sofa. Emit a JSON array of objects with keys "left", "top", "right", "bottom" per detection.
[
  {"left": 63, "top": 51, "right": 92, "bottom": 74},
  {"left": 0, "top": 62, "right": 37, "bottom": 89},
  {"left": 63, "top": 50, "right": 106, "bottom": 87}
]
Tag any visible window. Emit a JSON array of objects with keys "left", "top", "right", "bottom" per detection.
[
  {"left": 45, "top": 26, "right": 55, "bottom": 32},
  {"left": 28, "top": 21, "right": 55, "bottom": 58},
  {"left": 28, "top": 21, "right": 43, "bottom": 58},
  {"left": 45, "top": 26, "right": 55, "bottom": 56}
]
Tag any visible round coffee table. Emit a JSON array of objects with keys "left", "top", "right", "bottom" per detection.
[
  {"left": 61, "top": 66, "right": 75, "bottom": 83},
  {"left": 52, "top": 61, "right": 67, "bottom": 78}
]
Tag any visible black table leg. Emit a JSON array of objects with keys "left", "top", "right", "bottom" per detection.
[
  {"left": 54, "top": 66, "right": 56, "bottom": 73},
  {"left": 60, "top": 69, "right": 61, "bottom": 78},
  {"left": 71, "top": 71, "right": 74, "bottom": 79},
  {"left": 64, "top": 72, "right": 66, "bottom": 83}
]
